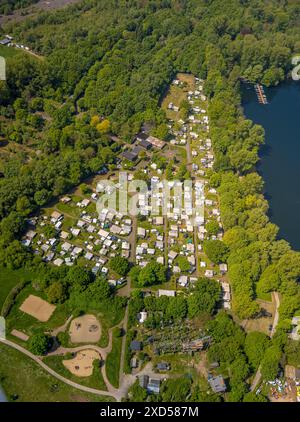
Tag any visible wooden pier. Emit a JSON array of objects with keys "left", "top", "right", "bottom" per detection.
[{"left": 254, "top": 84, "right": 268, "bottom": 104}]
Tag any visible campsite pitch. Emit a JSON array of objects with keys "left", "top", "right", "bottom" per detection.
[
  {"left": 69, "top": 314, "right": 101, "bottom": 344},
  {"left": 63, "top": 349, "right": 101, "bottom": 377},
  {"left": 19, "top": 295, "right": 56, "bottom": 322}
]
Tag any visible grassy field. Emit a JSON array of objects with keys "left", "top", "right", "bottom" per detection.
[
  {"left": 5, "top": 283, "right": 70, "bottom": 339},
  {"left": 0, "top": 45, "right": 23, "bottom": 59},
  {"left": 5, "top": 282, "right": 125, "bottom": 351},
  {"left": 161, "top": 85, "right": 187, "bottom": 120},
  {"left": 43, "top": 355, "right": 107, "bottom": 391},
  {"left": 0, "top": 266, "right": 37, "bottom": 310},
  {"left": 161, "top": 72, "right": 195, "bottom": 120},
  {"left": 152, "top": 352, "right": 196, "bottom": 375},
  {"left": 256, "top": 291, "right": 272, "bottom": 302},
  {"left": 236, "top": 298, "right": 275, "bottom": 336},
  {"left": 105, "top": 328, "right": 123, "bottom": 388},
  {"left": 0, "top": 343, "right": 114, "bottom": 402}
]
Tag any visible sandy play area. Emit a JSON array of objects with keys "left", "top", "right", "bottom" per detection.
[
  {"left": 19, "top": 295, "right": 56, "bottom": 322},
  {"left": 63, "top": 349, "right": 101, "bottom": 377},
  {"left": 69, "top": 314, "right": 101, "bottom": 344}
]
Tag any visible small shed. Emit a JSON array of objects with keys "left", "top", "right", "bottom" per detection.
[
  {"left": 139, "top": 139, "right": 152, "bottom": 150},
  {"left": 139, "top": 375, "right": 149, "bottom": 389},
  {"left": 130, "top": 340, "right": 143, "bottom": 352},
  {"left": 208, "top": 375, "right": 226, "bottom": 393},
  {"left": 157, "top": 362, "right": 170, "bottom": 371},
  {"left": 147, "top": 379, "right": 161, "bottom": 394},
  {"left": 122, "top": 150, "right": 138, "bottom": 162}
]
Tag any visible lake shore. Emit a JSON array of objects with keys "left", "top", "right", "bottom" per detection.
[{"left": 242, "top": 80, "right": 300, "bottom": 250}]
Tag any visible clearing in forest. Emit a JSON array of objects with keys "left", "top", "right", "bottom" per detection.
[
  {"left": 63, "top": 349, "right": 101, "bottom": 377},
  {"left": 69, "top": 314, "right": 101, "bottom": 344},
  {"left": 161, "top": 72, "right": 195, "bottom": 120},
  {"left": 241, "top": 299, "right": 275, "bottom": 335},
  {"left": 19, "top": 295, "right": 56, "bottom": 322}
]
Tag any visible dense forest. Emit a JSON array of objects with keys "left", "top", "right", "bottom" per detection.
[{"left": 1, "top": 0, "right": 300, "bottom": 401}]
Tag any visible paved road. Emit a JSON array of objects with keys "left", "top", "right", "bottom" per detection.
[{"left": 40, "top": 306, "right": 138, "bottom": 401}]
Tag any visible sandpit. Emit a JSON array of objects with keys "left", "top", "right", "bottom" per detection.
[
  {"left": 63, "top": 349, "right": 101, "bottom": 377},
  {"left": 11, "top": 329, "right": 29, "bottom": 342},
  {"left": 69, "top": 314, "right": 101, "bottom": 344},
  {"left": 19, "top": 295, "right": 56, "bottom": 322}
]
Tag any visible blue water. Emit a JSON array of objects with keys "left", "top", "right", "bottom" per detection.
[{"left": 242, "top": 81, "right": 300, "bottom": 250}]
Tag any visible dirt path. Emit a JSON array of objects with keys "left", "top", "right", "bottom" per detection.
[
  {"left": 250, "top": 292, "right": 281, "bottom": 392},
  {"left": 46, "top": 313, "right": 137, "bottom": 401},
  {"left": 48, "top": 329, "right": 114, "bottom": 359},
  {"left": 0, "top": 338, "right": 115, "bottom": 400},
  {"left": 250, "top": 366, "right": 262, "bottom": 392},
  {"left": 51, "top": 314, "right": 73, "bottom": 336},
  {"left": 270, "top": 292, "right": 280, "bottom": 337}
]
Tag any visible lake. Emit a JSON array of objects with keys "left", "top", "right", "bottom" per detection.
[{"left": 242, "top": 80, "right": 300, "bottom": 251}]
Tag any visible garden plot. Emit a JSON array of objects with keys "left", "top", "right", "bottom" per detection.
[
  {"left": 69, "top": 314, "right": 101, "bottom": 344},
  {"left": 63, "top": 349, "right": 101, "bottom": 377},
  {"left": 11, "top": 329, "right": 29, "bottom": 341},
  {"left": 19, "top": 295, "right": 56, "bottom": 322},
  {"left": 143, "top": 320, "right": 211, "bottom": 355}
]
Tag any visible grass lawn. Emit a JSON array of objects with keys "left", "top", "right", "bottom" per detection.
[
  {"left": 5, "top": 284, "right": 70, "bottom": 339},
  {"left": 43, "top": 355, "right": 107, "bottom": 391},
  {"left": 161, "top": 85, "right": 187, "bottom": 120},
  {"left": 0, "top": 45, "right": 23, "bottom": 59},
  {"left": 65, "top": 306, "right": 125, "bottom": 349},
  {"left": 0, "top": 343, "right": 114, "bottom": 402},
  {"left": 55, "top": 202, "right": 81, "bottom": 218},
  {"left": 5, "top": 280, "right": 126, "bottom": 350},
  {"left": 256, "top": 291, "right": 272, "bottom": 302},
  {"left": 0, "top": 266, "right": 37, "bottom": 311},
  {"left": 152, "top": 352, "right": 196, "bottom": 375},
  {"left": 105, "top": 328, "right": 123, "bottom": 388},
  {"left": 161, "top": 72, "right": 195, "bottom": 120},
  {"left": 98, "top": 316, "right": 115, "bottom": 348},
  {"left": 239, "top": 298, "right": 275, "bottom": 336}
]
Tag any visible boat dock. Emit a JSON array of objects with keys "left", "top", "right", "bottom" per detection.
[{"left": 254, "top": 84, "right": 268, "bottom": 104}]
